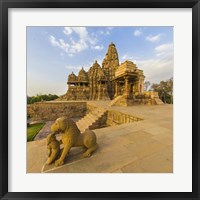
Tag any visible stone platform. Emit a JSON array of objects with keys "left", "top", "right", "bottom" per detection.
[{"left": 27, "top": 101, "right": 173, "bottom": 173}]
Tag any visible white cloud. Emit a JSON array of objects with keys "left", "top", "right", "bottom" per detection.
[
  {"left": 134, "top": 29, "right": 142, "bottom": 36},
  {"left": 63, "top": 27, "right": 73, "bottom": 35},
  {"left": 93, "top": 45, "right": 104, "bottom": 51},
  {"left": 137, "top": 43, "right": 173, "bottom": 83},
  {"left": 49, "top": 35, "right": 60, "bottom": 47},
  {"left": 70, "top": 39, "right": 88, "bottom": 53},
  {"left": 49, "top": 35, "right": 71, "bottom": 53},
  {"left": 146, "top": 34, "right": 162, "bottom": 42},
  {"left": 137, "top": 58, "right": 173, "bottom": 84},
  {"left": 155, "top": 43, "right": 173, "bottom": 57},
  {"left": 64, "top": 27, "right": 97, "bottom": 45},
  {"left": 49, "top": 27, "right": 98, "bottom": 56}
]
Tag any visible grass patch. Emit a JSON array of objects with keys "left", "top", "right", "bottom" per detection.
[{"left": 27, "top": 123, "right": 45, "bottom": 142}]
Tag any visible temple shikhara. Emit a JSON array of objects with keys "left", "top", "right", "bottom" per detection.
[{"left": 60, "top": 43, "right": 162, "bottom": 106}]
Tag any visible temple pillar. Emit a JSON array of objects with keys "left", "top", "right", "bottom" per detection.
[
  {"left": 141, "top": 79, "right": 144, "bottom": 93},
  {"left": 137, "top": 81, "right": 140, "bottom": 94},
  {"left": 137, "top": 79, "right": 140, "bottom": 93},
  {"left": 124, "top": 77, "right": 130, "bottom": 97},
  {"left": 141, "top": 82, "right": 144, "bottom": 93},
  {"left": 114, "top": 81, "right": 119, "bottom": 97}
]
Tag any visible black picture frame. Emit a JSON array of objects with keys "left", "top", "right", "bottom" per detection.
[{"left": 0, "top": 0, "right": 199, "bottom": 199}]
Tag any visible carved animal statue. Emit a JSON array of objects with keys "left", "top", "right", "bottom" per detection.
[
  {"left": 46, "top": 133, "right": 60, "bottom": 165},
  {"left": 51, "top": 116, "right": 98, "bottom": 167}
]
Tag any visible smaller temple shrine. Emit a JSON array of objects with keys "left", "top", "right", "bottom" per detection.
[
  {"left": 114, "top": 60, "right": 145, "bottom": 96},
  {"left": 67, "top": 69, "right": 89, "bottom": 100},
  {"left": 60, "top": 43, "right": 161, "bottom": 106}
]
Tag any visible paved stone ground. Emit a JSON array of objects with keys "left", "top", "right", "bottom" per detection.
[
  {"left": 34, "top": 118, "right": 81, "bottom": 141},
  {"left": 34, "top": 121, "right": 54, "bottom": 141},
  {"left": 27, "top": 102, "right": 173, "bottom": 173}
]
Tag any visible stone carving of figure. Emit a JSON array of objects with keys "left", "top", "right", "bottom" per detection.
[
  {"left": 51, "top": 117, "right": 98, "bottom": 167},
  {"left": 46, "top": 133, "right": 60, "bottom": 165}
]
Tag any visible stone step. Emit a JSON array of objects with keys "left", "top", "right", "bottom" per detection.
[
  {"left": 82, "top": 117, "right": 95, "bottom": 125},
  {"left": 84, "top": 114, "right": 98, "bottom": 121},
  {"left": 154, "top": 97, "right": 164, "bottom": 105},
  {"left": 76, "top": 108, "right": 107, "bottom": 133},
  {"left": 89, "top": 111, "right": 104, "bottom": 117},
  {"left": 77, "top": 115, "right": 95, "bottom": 124},
  {"left": 77, "top": 123, "right": 92, "bottom": 132},
  {"left": 77, "top": 121, "right": 91, "bottom": 129},
  {"left": 76, "top": 111, "right": 104, "bottom": 124},
  {"left": 76, "top": 123, "right": 88, "bottom": 133},
  {"left": 88, "top": 113, "right": 103, "bottom": 119},
  {"left": 85, "top": 114, "right": 96, "bottom": 121},
  {"left": 77, "top": 118, "right": 96, "bottom": 129},
  {"left": 109, "top": 95, "right": 123, "bottom": 106},
  {"left": 77, "top": 118, "right": 98, "bottom": 127}
]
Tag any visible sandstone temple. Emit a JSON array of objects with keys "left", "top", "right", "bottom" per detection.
[{"left": 60, "top": 43, "right": 163, "bottom": 106}]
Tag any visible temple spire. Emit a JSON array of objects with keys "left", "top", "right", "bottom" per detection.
[{"left": 102, "top": 43, "right": 119, "bottom": 71}]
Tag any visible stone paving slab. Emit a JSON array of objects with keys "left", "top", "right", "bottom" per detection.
[
  {"left": 27, "top": 102, "right": 173, "bottom": 173},
  {"left": 34, "top": 121, "right": 54, "bottom": 141}
]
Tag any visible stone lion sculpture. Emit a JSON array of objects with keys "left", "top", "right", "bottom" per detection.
[
  {"left": 51, "top": 116, "right": 98, "bottom": 167},
  {"left": 46, "top": 133, "right": 60, "bottom": 165}
]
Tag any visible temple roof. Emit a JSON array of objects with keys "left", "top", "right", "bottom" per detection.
[
  {"left": 68, "top": 72, "right": 77, "bottom": 82},
  {"left": 92, "top": 60, "right": 101, "bottom": 69},
  {"left": 109, "top": 42, "right": 115, "bottom": 47},
  {"left": 114, "top": 60, "right": 145, "bottom": 79},
  {"left": 78, "top": 67, "right": 89, "bottom": 82}
]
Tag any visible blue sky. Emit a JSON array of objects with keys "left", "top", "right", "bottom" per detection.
[{"left": 27, "top": 26, "right": 173, "bottom": 96}]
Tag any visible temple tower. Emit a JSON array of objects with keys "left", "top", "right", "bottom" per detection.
[
  {"left": 102, "top": 42, "right": 119, "bottom": 99},
  {"left": 88, "top": 61, "right": 109, "bottom": 100}
]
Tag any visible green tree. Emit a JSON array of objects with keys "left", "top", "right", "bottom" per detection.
[
  {"left": 151, "top": 77, "right": 173, "bottom": 104},
  {"left": 27, "top": 94, "right": 59, "bottom": 104}
]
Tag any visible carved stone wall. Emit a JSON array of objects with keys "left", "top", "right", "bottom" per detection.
[
  {"left": 106, "top": 110, "right": 143, "bottom": 126},
  {"left": 28, "top": 101, "right": 87, "bottom": 121},
  {"left": 88, "top": 61, "right": 109, "bottom": 100}
]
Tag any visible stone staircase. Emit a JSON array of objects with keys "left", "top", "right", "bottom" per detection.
[
  {"left": 109, "top": 95, "right": 123, "bottom": 106},
  {"left": 154, "top": 97, "right": 164, "bottom": 105},
  {"left": 76, "top": 108, "right": 107, "bottom": 133},
  {"left": 153, "top": 93, "right": 164, "bottom": 105}
]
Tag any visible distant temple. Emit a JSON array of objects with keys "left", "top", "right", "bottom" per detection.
[
  {"left": 60, "top": 43, "right": 162, "bottom": 106},
  {"left": 63, "top": 43, "right": 144, "bottom": 100}
]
